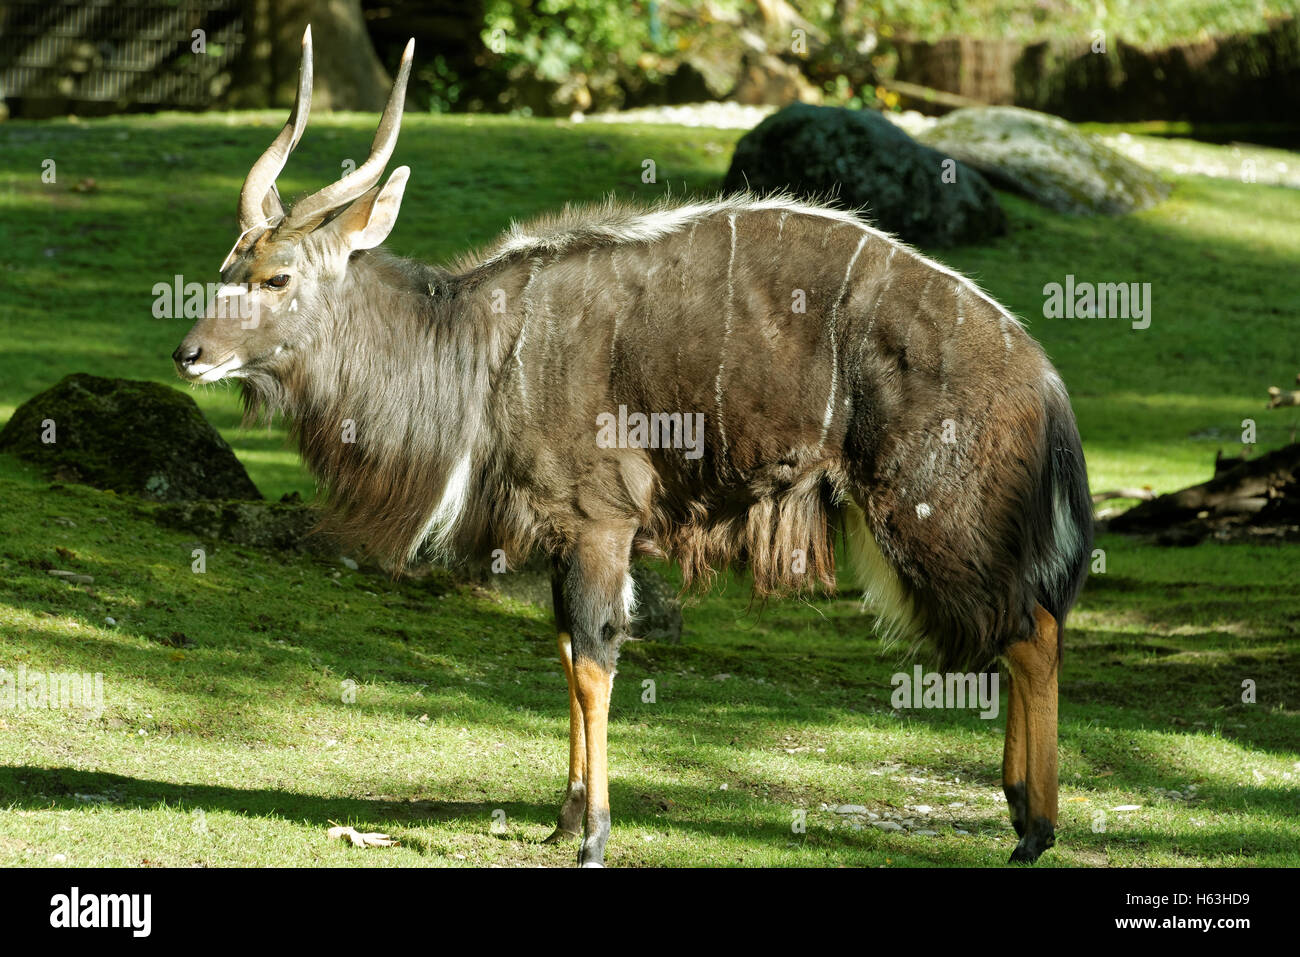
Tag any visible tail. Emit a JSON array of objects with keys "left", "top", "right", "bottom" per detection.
[{"left": 1024, "top": 375, "right": 1093, "bottom": 658}]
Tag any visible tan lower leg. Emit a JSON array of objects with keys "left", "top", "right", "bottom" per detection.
[
  {"left": 1001, "top": 671, "right": 1028, "bottom": 836},
  {"left": 573, "top": 657, "right": 612, "bottom": 866},
  {"left": 543, "top": 632, "right": 586, "bottom": 842},
  {"left": 1006, "top": 605, "right": 1060, "bottom": 857},
  {"left": 558, "top": 632, "right": 586, "bottom": 788}
]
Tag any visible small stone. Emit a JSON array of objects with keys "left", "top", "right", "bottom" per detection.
[
  {"left": 1112, "top": 804, "right": 1141, "bottom": 811},
  {"left": 912, "top": 829, "right": 938, "bottom": 837},
  {"left": 910, "top": 804, "right": 933, "bottom": 814},
  {"left": 104, "top": 617, "right": 116, "bottom": 626},
  {"left": 872, "top": 820, "right": 904, "bottom": 832},
  {"left": 51, "top": 853, "right": 67, "bottom": 863},
  {"left": 340, "top": 556, "right": 358, "bottom": 570},
  {"left": 834, "top": 804, "right": 868, "bottom": 815}
]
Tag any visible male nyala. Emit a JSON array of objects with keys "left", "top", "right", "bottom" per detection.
[{"left": 174, "top": 28, "right": 1091, "bottom": 866}]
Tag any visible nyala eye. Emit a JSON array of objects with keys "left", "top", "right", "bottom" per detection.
[{"left": 264, "top": 274, "right": 291, "bottom": 289}]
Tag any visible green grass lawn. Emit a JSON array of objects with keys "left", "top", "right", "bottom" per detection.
[{"left": 0, "top": 112, "right": 1297, "bottom": 866}]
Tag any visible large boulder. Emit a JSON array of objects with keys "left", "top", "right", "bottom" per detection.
[
  {"left": 723, "top": 102, "right": 1007, "bottom": 247},
  {"left": 0, "top": 373, "right": 261, "bottom": 501},
  {"left": 917, "top": 106, "right": 1170, "bottom": 215}
]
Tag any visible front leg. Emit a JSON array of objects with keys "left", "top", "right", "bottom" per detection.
[
  {"left": 543, "top": 568, "right": 587, "bottom": 843},
  {"left": 562, "top": 523, "right": 636, "bottom": 867},
  {"left": 573, "top": 654, "right": 613, "bottom": 866}
]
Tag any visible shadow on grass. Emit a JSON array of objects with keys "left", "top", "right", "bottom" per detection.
[
  {"left": 0, "top": 763, "right": 1001, "bottom": 866},
  {"left": 3, "top": 763, "right": 1293, "bottom": 866}
]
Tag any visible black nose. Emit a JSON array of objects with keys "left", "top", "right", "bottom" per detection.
[{"left": 173, "top": 344, "right": 202, "bottom": 365}]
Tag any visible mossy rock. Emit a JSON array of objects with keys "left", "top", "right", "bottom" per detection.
[
  {"left": 723, "top": 102, "right": 1006, "bottom": 248},
  {"left": 0, "top": 373, "right": 261, "bottom": 501},
  {"left": 154, "top": 498, "right": 326, "bottom": 552},
  {"left": 918, "top": 106, "right": 1170, "bottom": 215}
]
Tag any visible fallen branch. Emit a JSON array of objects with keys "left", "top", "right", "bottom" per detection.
[
  {"left": 881, "top": 78, "right": 988, "bottom": 114},
  {"left": 1265, "top": 372, "right": 1300, "bottom": 409},
  {"left": 1091, "top": 487, "right": 1155, "bottom": 504}
]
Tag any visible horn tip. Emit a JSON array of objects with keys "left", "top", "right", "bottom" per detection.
[
  {"left": 403, "top": 37, "right": 415, "bottom": 60},
  {"left": 303, "top": 24, "right": 312, "bottom": 46}
]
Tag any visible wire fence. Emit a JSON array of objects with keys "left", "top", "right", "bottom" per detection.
[{"left": 0, "top": 0, "right": 244, "bottom": 114}]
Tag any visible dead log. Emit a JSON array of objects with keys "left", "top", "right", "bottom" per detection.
[{"left": 1109, "top": 442, "right": 1300, "bottom": 534}]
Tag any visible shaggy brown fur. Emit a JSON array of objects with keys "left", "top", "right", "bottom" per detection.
[{"left": 220, "top": 193, "right": 1091, "bottom": 676}]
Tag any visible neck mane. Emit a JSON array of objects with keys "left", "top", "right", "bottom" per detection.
[{"left": 242, "top": 250, "right": 502, "bottom": 569}]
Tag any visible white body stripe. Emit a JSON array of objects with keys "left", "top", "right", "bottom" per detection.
[
  {"left": 512, "top": 257, "right": 543, "bottom": 407},
  {"left": 822, "top": 234, "right": 869, "bottom": 445},
  {"left": 713, "top": 214, "right": 737, "bottom": 458}
]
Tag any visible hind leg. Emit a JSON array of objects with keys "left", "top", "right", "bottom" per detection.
[{"left": 1004, "top": 604, "right": 1058, "bottom": 863}]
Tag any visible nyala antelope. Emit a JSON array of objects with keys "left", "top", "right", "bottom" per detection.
[{"left": 173, "top": 29, "right": 1092, "bottom": 866}]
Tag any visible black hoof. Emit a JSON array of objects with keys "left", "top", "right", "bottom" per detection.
[
  {"left": 541, "top": 827, "right": 580, "bottom": 845},
  {"left": 1008, "top": 816, "right": 1055, "bottom": 864},
  {"left": 545, "top": 781, "right": 586, "bottom": 845},
  {"left": 577, "top": 807, "right": 610, "bottom": 867}
]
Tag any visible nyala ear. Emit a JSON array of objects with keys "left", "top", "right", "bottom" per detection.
[
  {"left": 327, "top": 165, "right": 410, "bottom": 252},
  {"left": 262, "top": 182, "right": 285, "bottom": 224}
]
